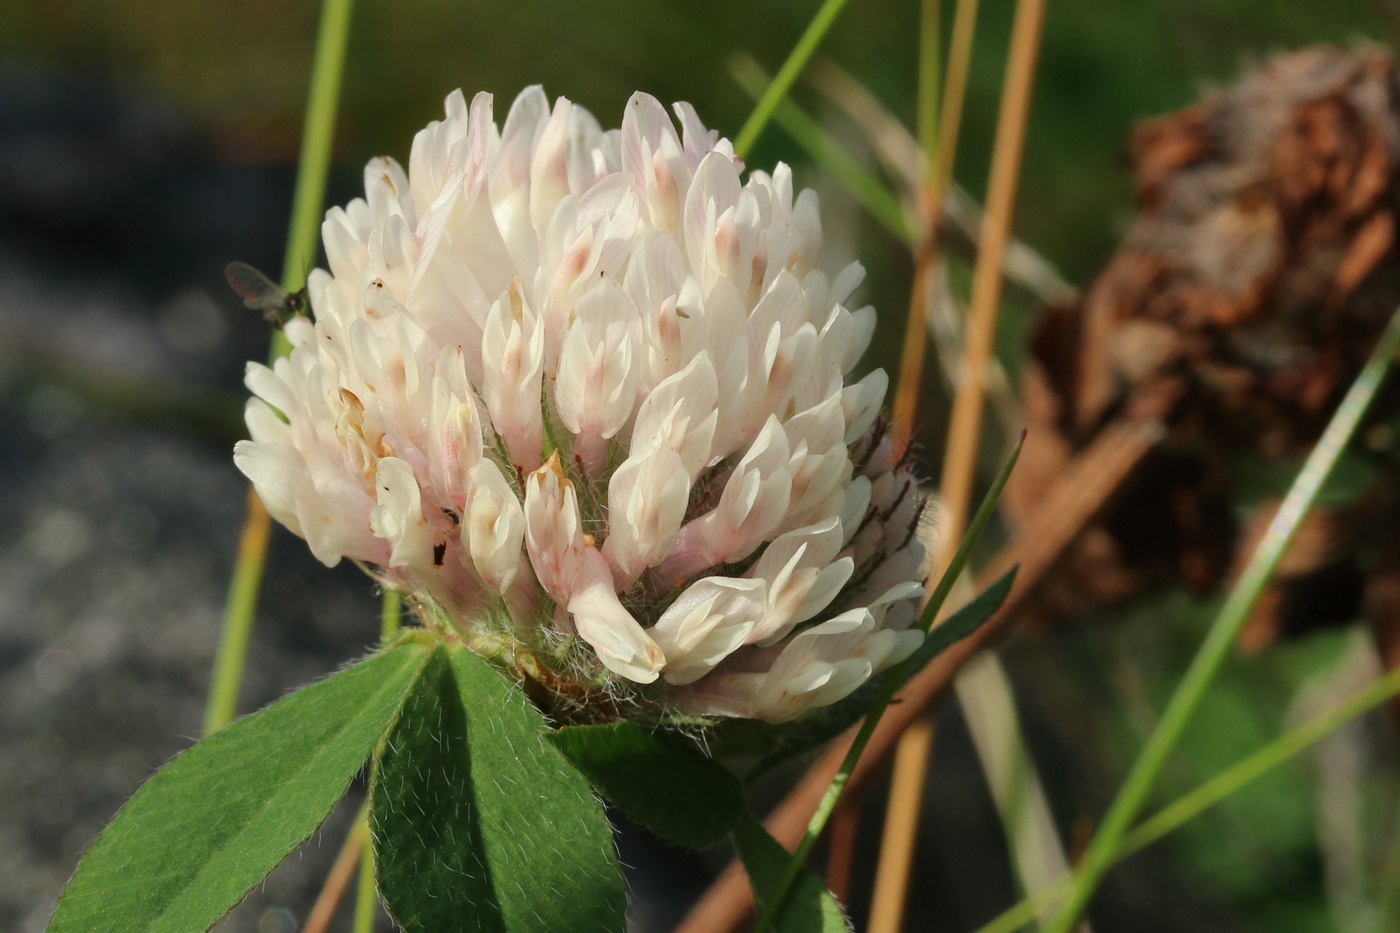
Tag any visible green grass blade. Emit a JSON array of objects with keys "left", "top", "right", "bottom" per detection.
[
  {"left": 732, "top": 0, "right": 851, "bottom": 159},
  {"left": 975, "top": 660, "right": 1400, "bottom": 933}
]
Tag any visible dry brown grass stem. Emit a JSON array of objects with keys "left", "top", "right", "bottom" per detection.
[
  {"left": 302, "top": 817, "right": 369, "bottom": 933},
  {"left": 866, "top": 717, "right": 938, "bottom": 932},
  {"left": 889, "top": 0, "right": 985, "bottom": 446},
  {"left": 824, "top": 799, "right": 861, "bottom": 904},
  {"left": 870, "top": 0, "right": 1048, "bottom": 928}
]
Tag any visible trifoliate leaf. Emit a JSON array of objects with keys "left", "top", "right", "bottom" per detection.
[
  {"left": 549, "top": 721, "right": 744, "bottom": 847},
  {"left": 371, "top": 644, "right": 625, "bottom": 933},
  {"left": 48, "top": 641, "right": 433, "bottom": 933}
]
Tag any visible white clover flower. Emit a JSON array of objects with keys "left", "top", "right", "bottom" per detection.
[{"left": 234, "top": 87, "right": 930, "bottom": 722}]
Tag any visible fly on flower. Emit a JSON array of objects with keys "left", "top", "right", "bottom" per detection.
[
  {"left": 234, "top": 87, "right": 932, "bottom": 725},
  {"left": 224, "top": 261, "right": 309, "bottom": 326}
]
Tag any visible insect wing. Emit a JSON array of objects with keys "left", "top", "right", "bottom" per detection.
[{"left": 224, "top": 262, "right": 288, "bottom": 313}]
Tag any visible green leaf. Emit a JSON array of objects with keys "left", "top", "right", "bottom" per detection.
[
  {"left": 733, "top": 816, "right": 850, "bottom": 933},
  {"left": 371, "top": 645, "right": 626, "bottom": 933},
  {"left": 908, "top": 567, "right": 1018, "bottom": 666},
  {"left": 747, "top": 568, "right": 1018, "bottom": 778},
  {"left": 48, "top": 641, "right": 432, "bottom": 933},
  {"left": 549, "top": 721, "right": 744, "bottom": 848}
]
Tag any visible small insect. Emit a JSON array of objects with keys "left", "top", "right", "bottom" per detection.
[{"left": 223, "top": 261, "right": 309, "bottom": 326}]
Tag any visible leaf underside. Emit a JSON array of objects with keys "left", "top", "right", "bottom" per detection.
[
  {"left": 733, "top": 815, "right": 851, "bottom": 933},
  {"left": 371, "top": 644, "right": 626, "bottom": 933},
  {"left": 48, "top": 642, "right": 432, "bottom": 933},
  {"left": 549, "top": 720, "right": 745, "bottom": 848}
]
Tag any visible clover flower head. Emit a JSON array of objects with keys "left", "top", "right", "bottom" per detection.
[{"left": 235, "top": 87, "right": 930, "bottom": 722}]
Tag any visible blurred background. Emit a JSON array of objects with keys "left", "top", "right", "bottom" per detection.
[{"left": 3, "top": 1, "right": 1400, "bottom": 931}]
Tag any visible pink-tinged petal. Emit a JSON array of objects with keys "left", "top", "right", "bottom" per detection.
[
  {"left": 234, "top": 437, "right": 383, "bottom": 568},
  {"left": 491, "top": 85, "right": 550, "bottom": 270},
  {"left": 622, "top": 91, "right": 686, "bottom": 231},
  {"left": 426, "top": 346, "right": 483, "bottom": 512},
  {"left": 747, "top": 608, "right": 909, "bottom": 722},
  {"left": 781, "top": 389, "right": 850, "bottom": 529},
  {"left": 746, "top": 518, "right": 853, "bottom": 644},
  {"left": 567, "top": 549, "right": 664, "bottom": 683},
  {"left": 630, "top": 352, "right": 718, "bottom": 479},
  {"left": 463, "top": 460, "right": 524, "bottom": 594},
  {"left": 658, "top": 415, "right": 793, "bottom": 585},
  {"left": 523, "top": 453, "right": 586, "bottom": 603},
  {"left": 673, "top": 100, "right": 730, "bottom": 170},
  {"left": 601, "top": 440, "right": 689, "bottom": 586},
  {"left": 652, "top": 577, "right": 765, "bottom": 685},
  {"left": 233, "top": 439, "right": 305, "bottom": 539},
  {"left": 868, "top": 582, "right": 927, "bottom": 627},
  {"left": 829, "top": 260, "right": 866, "bottom": 308},
  {"left": 364, "top": 156, "right": 414, "bottom": 230},
  {"left": 407, "top": 89, "right": 469, "bottom": 216},
  {"left": 530, "top": 97, "right": 574, "bottom": 239},
  {"left": 481, "top": 281, "right": 545, "bottom": 471},
  {"left": 683, "top": 152, "right": 744, "bottom": 292},
  {"left": 369, "top": 457, "right": 435, "bottom": 571},
  {"left": 842, "top": 368, "right": 888, "bottom": 444},
  {"left": 553, "top": 278, "right": 641, "bottom": 474},
  {"left": 697, "top": 279, "right": 754, "bottom": 459}
]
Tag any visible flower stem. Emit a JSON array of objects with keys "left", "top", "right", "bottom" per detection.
[
  {"left": 344, "top": 590, "right": 401, "bottom": 931},
  {"left": 381, "top": 588, "right": 403, "bottom": 641},
  {"left": 202, "top": 0, "right": 356, "bottom": 736},
  {"left": 1045, "top": 304, "right": 1400, "bottom": 933},
  {"left": 732, "top": 0, "right": 851, "bottom": 160},
  {"left": 750, "top": 433, "right": 1023, "bottom": 933},
  {"left": 975, "top": 659, "right": 1400, "bottom": 933}
]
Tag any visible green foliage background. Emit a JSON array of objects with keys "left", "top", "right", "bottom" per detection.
[{"left": 4, "top": 0, "right": 1395, "bottom": 379}]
